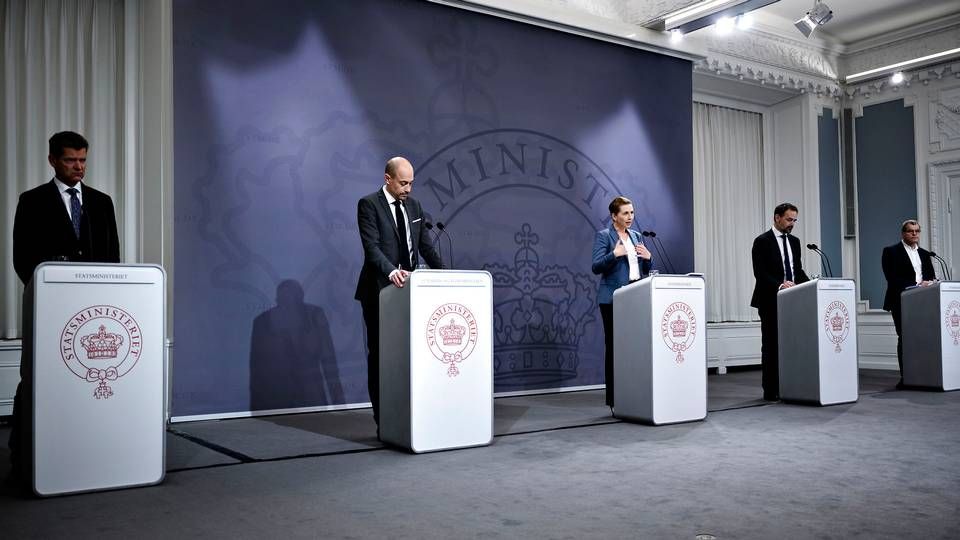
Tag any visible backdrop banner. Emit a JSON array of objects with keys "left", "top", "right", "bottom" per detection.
[{"left": 173, "top": 0, "right": 693, "bottom": 416}]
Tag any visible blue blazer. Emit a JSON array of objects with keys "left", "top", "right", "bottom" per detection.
[{"left": 592, "top": 226, "right": 652, "bottom": 304}]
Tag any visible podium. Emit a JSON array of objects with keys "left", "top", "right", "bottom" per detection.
[
  {"left": 777, "top": 278, "right": 858, "bottom": 405},
  {"left": 901, "top": 281, "right": 960, "bottom": 391},
  {"left": 24, "top": 263, "right": 166, "bottom": 496},
  {"left": 612, "top": 274, "right": 706, "bottom": 425},
  {"left": 379, "top": 270, "right": 493, "bottom": 452}
]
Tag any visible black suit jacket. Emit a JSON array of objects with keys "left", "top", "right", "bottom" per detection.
[
  {"left": 13, "top": 179, "right": 120, "bottom": 284},
  {"left": 881, "top": 242, "right": 936, "bottom": 312},
  {"left": 751, "top": 229, "right": 810, "bottom": 310},
  {"left": 354, "top": 189, "right": 444, "bottom": 302}
]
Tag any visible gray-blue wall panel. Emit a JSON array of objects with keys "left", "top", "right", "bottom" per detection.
[
  {"left": 855, "top": 99, "right": 917, "bottom": 309},
  {"left": 818, "top": 110, "right": 842, "bottom": 278}
]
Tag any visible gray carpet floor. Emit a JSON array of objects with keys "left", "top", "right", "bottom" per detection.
[{"left": 2, "top": 368, "right": 958, "bottom": 539}]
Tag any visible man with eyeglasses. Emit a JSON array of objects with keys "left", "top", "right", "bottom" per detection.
[
  {"left": 751, "top": 203, "right": 810, "bottom": 401},
  {"left": 881, "top": 219, "right": 936, "bottom": 388}
]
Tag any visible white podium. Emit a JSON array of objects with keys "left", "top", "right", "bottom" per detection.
[
  {"left": 612, "top": 274, "right": 706, "bottom": 425},
  {"left": 24, "top": 263, "right": 166, "bottom": 496},
  {"left": 22, "top": 263, "right": 166, "bottom": 496},
  {"left": 379, "top": 270, "right": 493, "bottom": 452},
  {"left": 902, "top": 281, "right": 960, "bottom": 391},
  {"left": 777, "top": 278, "right": 858, "bottom": 405}
]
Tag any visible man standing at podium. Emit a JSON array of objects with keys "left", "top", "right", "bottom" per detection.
[
  {"left": 751, "top": 203, "right": 809, "bottom": 401},
  {"left": 9, "top": 131, "right": 120, "bottom": 476},
  {"left": 355, "top": 156, "right": 443, "bottom": 429},
  {"left": 881, "top": 220, "right": 936, "bottom": 388}
]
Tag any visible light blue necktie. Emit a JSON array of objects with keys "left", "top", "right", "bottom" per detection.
[{"left": 66, "top": 187, "right": 82, "bottom": 238}]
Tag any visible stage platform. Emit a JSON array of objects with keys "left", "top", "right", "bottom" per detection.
[{"left": 3, "top": 368, "right": 958, "bottom": 539}]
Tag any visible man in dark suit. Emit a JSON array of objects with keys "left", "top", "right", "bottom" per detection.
[
  {"left": 355, "top": 156, "right": 443, "bottom": 427},
  {"left": 9, "top": 131, "right": 120, "bottom": 475},
  {"left": 881, "top": 219, "right": 936, "bottom": 388},
  {"left": 751, "top": 202, "right": 809, "bottom": 401}
]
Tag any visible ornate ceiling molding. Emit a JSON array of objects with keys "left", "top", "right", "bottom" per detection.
[{"left": 841, "top": 25, "right": 960, "bottom": 76}]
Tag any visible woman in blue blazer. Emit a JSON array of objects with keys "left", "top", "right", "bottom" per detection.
[{"left": 591, "top": 196, "right": 652, "bottom": 409}]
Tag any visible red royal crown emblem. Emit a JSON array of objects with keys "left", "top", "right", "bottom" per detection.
[
  {"left": 830, "top": 312, "right": 845, "bottom": 332},
  {"left": 426, "top": 303, "right": 479, "bottom": 377},
  {"left": 823, "top": 300, "right": 850, "bottom": 353},
  {"left": 60, "top": 305, "right": 143, "bottom": 399},
  {"left": 946, "top": 301, "right": 960, "bottom": 346},
  {"left": 440, "top": 318, "right": 466, "bottom": 346},
  {"left": 670, "top": 315, "right": 688, "bottom": 338},
  {"left": 80, "top": 325, "right": 124, "bottom": 359},
  {"left": 661, "top": 302, "right": 697, "bottom": 363}
]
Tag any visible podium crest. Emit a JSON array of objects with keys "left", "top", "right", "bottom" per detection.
[
  {"left": 823, "top": 300, "right": 850, "bottom": 352},
  {"left": 660, "top": 302, "right": 697, "bottom": 363},
  {"left": 59, "top": 305, "right": 143, "bottom": 399},
  {"left": 426, "top": 303, "right": 478, "bottom": 377},
  {"left": 946, "top": 300, "right": 960, "bottom": 346}
]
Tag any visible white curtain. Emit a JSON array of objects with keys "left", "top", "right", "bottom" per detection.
[
  {"left": 693, "top": 102, "right": 764, "bottom": 322},
  {"left": 1, "top": 0, "right": 126, "bottom": 338}
]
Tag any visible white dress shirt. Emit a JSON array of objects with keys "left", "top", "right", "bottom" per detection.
[
  {"left": 902, "top": 240, "right": 923, "bottom": 285},
  {"left": 622, "top": 233, "right": 640, "bottom": 281}
]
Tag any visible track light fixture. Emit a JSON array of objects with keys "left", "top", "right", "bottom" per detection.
[{"left": 794, "top": 1, "right": 833, "bottom": 38}]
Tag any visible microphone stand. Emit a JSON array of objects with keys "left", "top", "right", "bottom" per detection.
[
  {"left": 805, "top": 244, "right": 831, "bottom": 278},
  {"left": 929, "top": 251, "right": 952, "bottom": 281},
  {"left": 641, "top": 231, "right": 665, "bottom": 273},
  {"left": 437, "top": 222, "right": 454, "bottom": 268},
  {"left": 424, "top": 222, "right": 443, "bottom": 268},
  {"left": 651, "top": 232, "right": 676, "bottom": 274}
]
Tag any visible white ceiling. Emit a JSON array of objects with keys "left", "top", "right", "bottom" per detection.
[{"left": 757, "top": 0, "right": 960, "bottom": 45}]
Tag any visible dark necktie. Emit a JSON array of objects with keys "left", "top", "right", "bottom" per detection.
[
  {"left": 781, "top": 234, "right": 793, "bottom": 281},
  {"left": 66, "top": 187, "right": 82, "bottom": 239},
  {"left": 393, "top": 200, "right": 411, "bottom": 271}
]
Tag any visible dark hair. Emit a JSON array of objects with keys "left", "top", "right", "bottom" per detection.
[
  {"left": 49, "top": 131, "right": 89, "bottom": 158},
  {"left": 608, "top": 196, "right": 632, "bottom": 215},
  {"left": 774, "top": 202, "right": 798, "bottom": 217},
  {"left": 900, "top": 219, "right": 920, "bottom": 232}
]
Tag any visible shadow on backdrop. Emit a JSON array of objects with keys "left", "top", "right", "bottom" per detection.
[{"left": 250, "top": 280, "right": 344, "bottom": 411}]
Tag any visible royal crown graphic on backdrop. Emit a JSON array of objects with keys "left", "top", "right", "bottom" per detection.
[{"left": 482, "top": 223, "right": 594, "bottom": 387}]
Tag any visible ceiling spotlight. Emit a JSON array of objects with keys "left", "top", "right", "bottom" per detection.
[
  {"left": 891, "top": 72, "right": 904, "bottom": 84},
  {"left": 669, "top": 29, "right": 684, "bottom": 43},
  {"left": 736, "top": 13, "right": 754, "bottom": 31},
  {"left": 716, "top": 16, "right": 735, "bottom": 35},
  {"left": 794, "top": 1, "right": 833, "bottom": 38}
]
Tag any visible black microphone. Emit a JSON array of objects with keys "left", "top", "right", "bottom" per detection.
[
  {"left": 640, "top": 231, "right": 663, "bottom": 273},
  {"left": 436, "top": 222, "right": 453, "bottom": 268},
  {"left": 644, "top": 230, "right": 676, "bottom": 274},
  {"left": 805, "top": 243, "right": 833, "bottom": 278},
  {"left": 423, "top": 221, "right": 443, "bottom": 268},
  {"left": 928, "top": 251, "right": 952, "bottom": 281}
]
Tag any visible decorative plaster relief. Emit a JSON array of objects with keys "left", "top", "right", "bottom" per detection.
[
  {"left": 930, "top": 85, "right": 960, "bottom": 153},
  {"left": 843, "top": 26, "right": 960, "bottom": 76},
  {"left": 542, "top": 0, "right": 697, "bottom": 26}
]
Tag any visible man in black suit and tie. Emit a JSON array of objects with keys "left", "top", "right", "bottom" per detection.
[
  {"left": 751, "top": 203, "right": 809, "bottom": 401},
  {"left": 9, "top": 131, "right": 121, "bottom": 475},
  {"left": 355, "top": 156, "right": 443, "bottom": 427},
  {"left": 881, "top": 219, "right": 936, "bottom": 388}
]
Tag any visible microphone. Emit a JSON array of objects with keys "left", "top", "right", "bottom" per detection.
[
  {"left": 643, "top": 230, "right": 676, "bottom": 274},
  {"left": 805, "top": 243, "right": 833, "bottom": 278},
  {"left": 423, "top": 221, "right": 443, "bottom": 268},
  {"left": 640, "top": 231, "right": 663, "bottom": 273},
  {"left": 436, "top": 222, "right": 453, "bottom": 268},
  {"left": 927, "top": 251, "right": 952, "bottom": 281}
]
